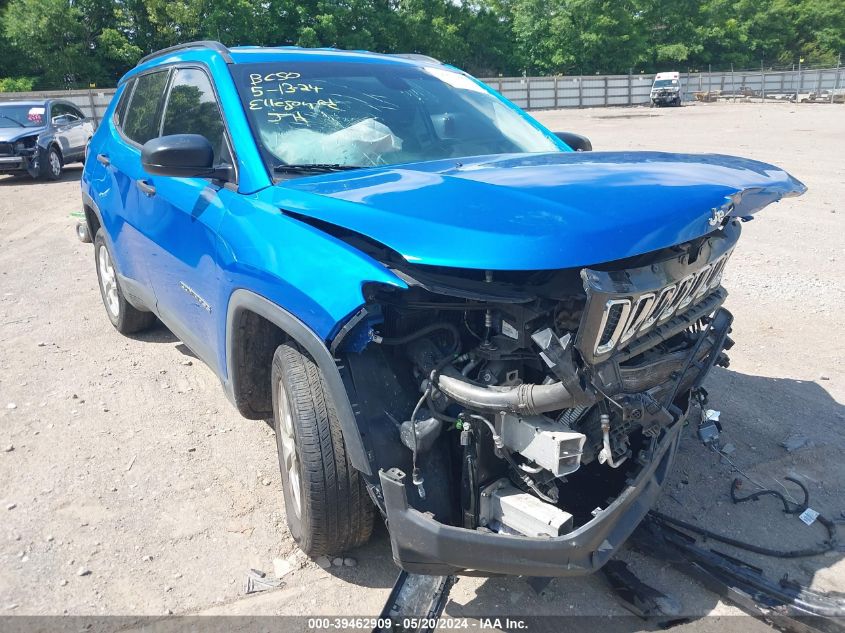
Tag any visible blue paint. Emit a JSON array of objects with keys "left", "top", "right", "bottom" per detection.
[{"left": 266, "top": 151, "right": 805, "bottom": 270}]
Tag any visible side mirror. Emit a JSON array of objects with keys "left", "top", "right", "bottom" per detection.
[
  {"left": 142, "top": 134, "right": 230, "bottom": 180},
  {"left": 52, "top": 115, "right": 72, "bottom": 126},
  {"left": 553, "top": 131, "right": 592, "bottom": 152}
]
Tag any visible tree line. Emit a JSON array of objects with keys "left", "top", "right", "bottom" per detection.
[{"left": 0, "top": 0, "right": 842, "bottom": 90}]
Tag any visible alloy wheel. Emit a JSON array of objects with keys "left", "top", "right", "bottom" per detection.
[
  {"left": 97, "top": 245, "right": 119, "bottom": 317},
  {"left": 49, "top": 150, "right": 61, "bottom": 177},
  {"left": 277, "top": 382, "right": 302, "bottom": 518}
]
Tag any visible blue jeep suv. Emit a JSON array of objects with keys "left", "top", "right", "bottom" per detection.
[{"left": 80, "top": 41, "right": 805, "bottom": 577}]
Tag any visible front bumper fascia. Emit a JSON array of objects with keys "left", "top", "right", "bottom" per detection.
[
  {"left": 0, "top": 156, "right": 26, "bottom": 170},
  {"left": 379, "top": 410, "right": 685, "bottom": 577},
  {"left": 651, "top": 92, "right": 680, "bottom": 103},
  {"left": 0, "top": 153, "right": 38, "bottom": 176}
]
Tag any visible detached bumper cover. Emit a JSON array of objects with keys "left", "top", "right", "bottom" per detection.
[{"left": 380, "top": 412, "right": 685, "bottom": 577}]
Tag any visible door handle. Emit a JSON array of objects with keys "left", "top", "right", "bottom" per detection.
[
  {"left": 137, "top": 179, "right": 156, "bottom": 196},
  {"left": 96, "top": 153, "right": 110, "bottom": 166}
]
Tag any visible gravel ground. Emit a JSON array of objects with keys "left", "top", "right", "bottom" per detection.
[{"left": 0, "top": 102, "right": 843, "bottom": 629}]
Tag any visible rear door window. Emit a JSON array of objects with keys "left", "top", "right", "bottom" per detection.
[
  {"left": 160, "top": 67, "right": 230, "bottom": 165},
  {"left": 122, "top": 70, "right": 169, "bottom": 145}
]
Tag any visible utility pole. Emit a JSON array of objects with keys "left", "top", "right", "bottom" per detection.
[
  {"left": 761, "top": 59, "right": 765, "bottom": 103},
  {"left": 731, "top": 63, "right": 735, "bottom": 102},
  {"left": 832, "top": 53, "right": 841, "bottom": 104}
]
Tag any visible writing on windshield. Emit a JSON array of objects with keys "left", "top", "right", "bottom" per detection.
[{"left": 247, "top": 71, "right": 342, "bottom": 125}]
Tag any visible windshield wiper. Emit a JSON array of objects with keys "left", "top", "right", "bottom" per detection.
[
  {"left": 273, "top": 163, "right": 363, "bottom": 175},
  {"left": 0, "top": 115, "right": 24, "bottom": 128}
]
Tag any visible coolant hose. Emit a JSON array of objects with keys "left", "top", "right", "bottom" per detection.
[{"left": 435, "top": 366, "right": 594, "bottom": 415}]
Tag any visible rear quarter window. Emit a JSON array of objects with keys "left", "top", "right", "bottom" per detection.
[
  {"left": 114, "top": 82, "right": 134, "bottom": 128},
  {"left": 122, "top": 70, "right": 169, "bottom": 145}
]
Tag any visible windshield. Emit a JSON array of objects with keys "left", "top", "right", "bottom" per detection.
[
  {"left": 231, "top": 61, "right": 561, "bottom": 172},
  {"left": 0, "top": 104, "right": 47, "bottom": 128},
  {"left": 653, "top": 79, "right": 679, "bottom": 88}
]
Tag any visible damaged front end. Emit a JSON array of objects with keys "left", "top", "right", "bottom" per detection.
[
  {"left": 0, "top": 134, "right": 41, "bottom": 178},
  {"left": 331, "top": 217, "right": 740, "bottom": 577}
]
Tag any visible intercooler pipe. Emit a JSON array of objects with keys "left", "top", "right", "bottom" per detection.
[{"left": 435, "top": 366, "right": 595, "bottom": 415}]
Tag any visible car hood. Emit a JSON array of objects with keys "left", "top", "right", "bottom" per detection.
[
  {"left": 266, "top": 151, "right": 806, "bottom": 270},
  {"left": 0, "top": 127, "right": 44, "bottom": 142}
]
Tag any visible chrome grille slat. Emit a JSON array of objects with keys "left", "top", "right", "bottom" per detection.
[
  {"left": 619, "top": 292, "right": 656, "bottom": 345},
  {"left": 594, "top": 299, "right": 632, "bottom": 355},
  {"left": 685, "top": 266, "right": 714, "bottom": 305},
  {"left": 706, "top": 257, "right": 728, "bottom": 290},
  {"left": 639, "top": 284, "right": 676, "bottom": 333},
  {"left": 659, "top": 274, "right": 695, "bottom": 322}
]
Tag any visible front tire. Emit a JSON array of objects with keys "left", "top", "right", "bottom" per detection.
[
  {"left": 40, "top": 146, "right": 63, "bottom": 180},
  {"left": 94, "top": 230, "right": 156, "bottom": 334},
  {"left": 272, "top": 341, "right": 374, "bottom": 556}
]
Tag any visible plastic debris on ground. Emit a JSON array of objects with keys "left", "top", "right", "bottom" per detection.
[
  {"left": 244, "top": 569, "right": 284, "bottom": 594},
  {"left": 799, "top": 507, "right": 820, "bottom": 526}
]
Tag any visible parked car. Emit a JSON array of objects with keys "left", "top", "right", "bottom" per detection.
[
  {"left": 79, "top": 42, "right": 805, "bottom": 577},
  {"left": 650, "top": 71, "right": 683, "bottom": 106},
  {"left": 0, "top": 99, "right": 94, "bottom": 180}
]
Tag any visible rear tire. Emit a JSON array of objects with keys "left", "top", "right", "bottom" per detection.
[
  {"left": 94, "top": 230, "right": 156, "bottom": 334},
  {"left": 271, "top": 341, "right": 374, "bottom": 556}
]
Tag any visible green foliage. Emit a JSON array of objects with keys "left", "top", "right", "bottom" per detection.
[
  {"left": 0, "top": 0, "right": 842, "bottom": 88},
  {"left": 0, "top": 76, "right": 35, "bottom": 91}
]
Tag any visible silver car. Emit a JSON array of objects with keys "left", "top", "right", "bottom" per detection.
[{"left": 0, "top": 99, "right": 95, "bottom": 180}]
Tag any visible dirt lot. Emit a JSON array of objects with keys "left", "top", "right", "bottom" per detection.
[{"left": 1, "top": 102, "right": 843, "bottom": 629}]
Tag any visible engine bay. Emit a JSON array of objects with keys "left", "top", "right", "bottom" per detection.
[{"left": 333, "top": 220, "right": 740, "bottom": 542}]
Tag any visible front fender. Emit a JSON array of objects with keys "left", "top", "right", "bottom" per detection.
[{"left": 217, "top": 193, "right": 405, "bottom": 343}]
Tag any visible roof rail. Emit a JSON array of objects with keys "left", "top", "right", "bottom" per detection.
[
  {"left": 389, "top": 53, "right": 442, "bottom": 65},
  {"left": 138, "top": 40, "right": 233, "bottom": 66}
]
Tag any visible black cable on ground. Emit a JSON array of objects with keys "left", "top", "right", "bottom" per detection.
[
  {"left": 651, "top": 496, "right": 838, "bottom": 559},
  {"left": 730, "top": 475, "right": 808, "bottom": 514}
]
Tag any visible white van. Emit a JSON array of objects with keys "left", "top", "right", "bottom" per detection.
[{"left": 650, "top": 71, "right": 682, "bottom": 106}]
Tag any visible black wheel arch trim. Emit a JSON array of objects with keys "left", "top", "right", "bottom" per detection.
[
  {"left": 225, "top": 289, "right": 372, "bottom": 476},
  {"left": 81, "top": 189, "right": 104, "bottom": 244}
]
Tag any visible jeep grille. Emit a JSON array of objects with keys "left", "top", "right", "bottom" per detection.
[
  {"left": 574, "top": 223, "right": 740, "bottom": 365},
  {"left": 591, "top": 250, "right": 732, "bottom": 357}
]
